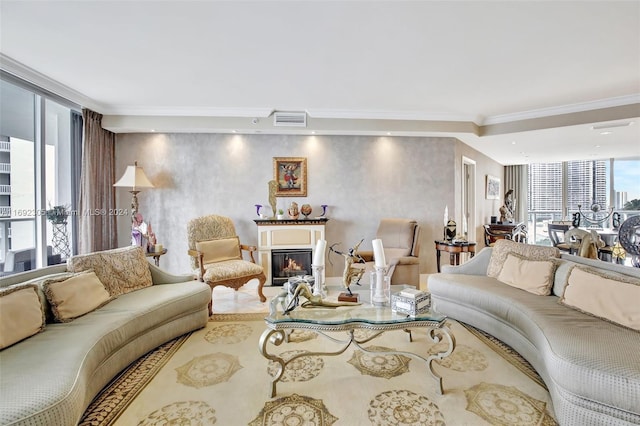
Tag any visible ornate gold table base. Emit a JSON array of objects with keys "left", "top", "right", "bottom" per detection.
[{"left": 258, "top": 320, "right": 456, "bottom": 398}]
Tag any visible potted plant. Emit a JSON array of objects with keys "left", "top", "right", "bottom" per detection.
[
  {"left": 277, "top": 209, "right": 285, "bottom": 220},
  {"left": 46, "top": 204, "right": 70, "bottom": 225}
]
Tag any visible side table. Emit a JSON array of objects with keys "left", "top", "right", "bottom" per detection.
[
  {"left": 146, "top": 248, "right": 167, "bottom": 267},
  {"left": 434, "top": 241, "right": 476, "bottom": 273}
]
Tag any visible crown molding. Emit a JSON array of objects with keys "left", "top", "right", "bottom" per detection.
[
  {"left": 0, "top": 53, "right": 103, "bottom": 112},
  {"left": 483, "top": 94, "right": 640, "bottom": 125},
  {"left": 306, "top": 108, "right": 480, "bottom": 123},
  {"left": 99, "top": 105, "right": 277, "bottom": 118}
]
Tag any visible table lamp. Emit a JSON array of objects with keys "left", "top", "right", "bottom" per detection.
[{"left": 113, "top": 161, "right": 154, "bottom": 216}]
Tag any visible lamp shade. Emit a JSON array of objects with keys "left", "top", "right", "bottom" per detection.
[{"left": 113, "top": 161, "right": 154, "bottom": 190}]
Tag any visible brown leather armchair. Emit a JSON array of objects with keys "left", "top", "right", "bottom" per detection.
[
  {"left": 187, "top": 214, "right": 266, "bottom": 315},
  {"left": 359, "top": 218, "right": 421, "bottom": 286}
]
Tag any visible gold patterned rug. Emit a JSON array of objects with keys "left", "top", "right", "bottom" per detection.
[{"left": 80, "top": 313, "right": 556, "bottom": 425}]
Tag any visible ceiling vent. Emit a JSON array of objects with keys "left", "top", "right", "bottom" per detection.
[{"left": 273, "top": 111, "right": 307, "bottom": 127}]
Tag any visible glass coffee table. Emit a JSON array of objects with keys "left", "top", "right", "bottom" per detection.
[{"left": 259, "top": 287, "right": 456, "bottom": 397}]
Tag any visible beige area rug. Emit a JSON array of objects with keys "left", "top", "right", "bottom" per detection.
[{"left": 81, "top": 313, "right": 557, "bottom": 426}]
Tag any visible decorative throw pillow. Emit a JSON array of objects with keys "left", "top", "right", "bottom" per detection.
[
  {"left": 43, "top": 270, "right": 112, "bottom": 323},
  {"left": 67, "top": 245, "right": 152, "bottom": 296},
  {"left": 196, "top": 237, "right": 242, "bottom": 265},
  {"left": 0, "top": 284, "right": 45, "bottom": 349},
  {"left": 560, "top": 265, "right": 640, "bottom": 331},
  {"left": 487, "top": 239, "right": 560, "bottom": 278},
  {"left": 15, "top": 272, "right": 76, "bottom": 323},
  {"left": 497, "top": 252, "right": 558, "bottom": 295}
]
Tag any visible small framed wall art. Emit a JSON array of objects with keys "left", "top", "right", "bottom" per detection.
[
  {"left": 273, "top": 157, "right": 307, "bottom": 197},
  {"left": 486, "top": 175, "right": 500, "bottom": 199}
]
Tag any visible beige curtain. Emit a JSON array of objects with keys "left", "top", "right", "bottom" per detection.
[
  {"left": 504, "top": 165, "right": 528, "bottom": 224},
  {"left": 78, "top": 109, "right": 117, "bottom": 253}
]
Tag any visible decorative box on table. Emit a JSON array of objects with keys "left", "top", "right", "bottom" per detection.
[{"left": 391, "top": 288, "right": 431, "bottom": 316}]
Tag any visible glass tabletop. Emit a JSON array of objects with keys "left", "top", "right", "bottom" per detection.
[{"left": 266, "top": 285, "right": 446, "bottom": 326}]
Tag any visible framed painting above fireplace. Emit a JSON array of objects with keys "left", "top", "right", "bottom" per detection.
[{"left": 274, "top": 157, "right": 307, "bottom": 197}]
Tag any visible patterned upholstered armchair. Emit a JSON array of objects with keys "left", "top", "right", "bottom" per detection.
[
  {"left": 359, "top": 218, "right": 421, "bottom": 286},
  {"left": 187, "top": 215, "right": 266, "bottom": 315}
]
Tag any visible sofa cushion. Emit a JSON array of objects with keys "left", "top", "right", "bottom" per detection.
[
  {"left": 497, "top": 252, "right": 558, "bottom": 295},
  {"left": 196, "top": 236, "right": 242, "bottom": 265},
  {"left": 487, "top": 239, "right": 559, "bottom": 278},
  {"left": 203, "top": 259, "right": 264, "bottom": 282},
  {"left": 384, "top": 247, "right": 412, "bottom": 261},
  {"left": 0, "top": 284, "right": 45, "bottom": 349},
  {"left": 560, "top": 265, "right": 640, "bottom": 331},
  {"left": 67, "top": 246, "right": 152, "bottom": 296},
  {"left": 43, "top": 271, "right": 112, "bottom": 322},
  {"left": 17, "top": 272, "right": 76, "bottom": 323}
]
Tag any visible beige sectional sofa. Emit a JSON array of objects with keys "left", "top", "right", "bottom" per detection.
[
  {"left": 0, "top": 246, "right": 210, "bottom": 426},
  {"left": 429, "top": 239, "right": 640, "bottom": 426}
]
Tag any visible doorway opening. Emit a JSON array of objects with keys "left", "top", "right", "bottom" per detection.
[{"left": 462, "top": 156, "right": 476, "bottom": 242}]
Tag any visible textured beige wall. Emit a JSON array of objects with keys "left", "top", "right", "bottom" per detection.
[{"left": 114, "top": 133, "right": 501, "bottom": 277}]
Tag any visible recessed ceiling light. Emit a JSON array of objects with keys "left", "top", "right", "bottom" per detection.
[
  {"left": 511, "top": 141, "right": 516, "bottom": 145},
  {"left": 150, "top": 129, "right": 155, "bottom": 132},
  {"left": 600, "top": 131, "right": 612, "bottom": 135},
  {"left": 387, "top": 132, "right": 392, "bottom": 135},
  {"left": 591, "top": 121, "right": 633, "bottom": 130},
  {"left": 232, "top": 130, "right": 237, "bottom": 133},
  {"left": 311, "top": 131, "right": 316, "bottom": 134}
]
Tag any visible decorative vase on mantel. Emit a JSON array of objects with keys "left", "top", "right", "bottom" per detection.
[{"left": 300, "top": 204, "right": 312, "bottom": 219}]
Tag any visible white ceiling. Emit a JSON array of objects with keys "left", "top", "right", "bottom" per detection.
[{"left": 1, "top": 0, "right": 639, "bottom": 165}]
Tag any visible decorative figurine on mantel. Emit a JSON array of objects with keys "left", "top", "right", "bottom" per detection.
[
  {"left": 288, "top": 201, "right": 299, "bottom": 219},
  {"left": 499, "top": 189, "right": 516, "bottom": 223},
  {"left": 268, "top": 180, "right": 278, "bottom": 218}
]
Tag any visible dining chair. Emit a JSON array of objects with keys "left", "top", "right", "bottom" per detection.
[
  {"left": 547, "top": 224, "right": 573, "bottom": 253},
  {"left": 483, "top": 223, "right": 527, "bottom": 247}
]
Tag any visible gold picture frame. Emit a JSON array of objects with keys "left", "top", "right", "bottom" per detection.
[{"left": 273, "top": 157, "right": 307, "bottom": 197}]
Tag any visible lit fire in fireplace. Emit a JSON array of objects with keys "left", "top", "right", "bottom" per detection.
[
  {"left": 284, "top": 258, "right": 304, "bottom": 272},
  {"left": 272, "top": 249, "right": 312, "bottom": 284}
]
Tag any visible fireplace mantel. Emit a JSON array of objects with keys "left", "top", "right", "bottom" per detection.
[
  {"left": 255, "top": 219, "right": 328, "bottom": 286},
  {"left": 254, "top": 218, "right": 328, "bottom": 226}
]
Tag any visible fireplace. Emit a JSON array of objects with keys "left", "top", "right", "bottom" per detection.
[
  {"left": 255, "top": 218, "right": 327, "bottom": 286},
  {"left": 271, "top": 249, "right": 313, "bottom": 286}
]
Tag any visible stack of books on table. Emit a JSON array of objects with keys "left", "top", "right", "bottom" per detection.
[{"left": 391, "top": 288, "right": 431, "bottom": 316}]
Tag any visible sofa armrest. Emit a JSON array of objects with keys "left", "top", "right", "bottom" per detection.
[
  {"left": 440, "top": 247, "right": 491, "bottom": 276},
  {"left": 240, "top": 244, "right": 258, "bottom": 263},
  {"left": 358, "top": 250, "right": 374, "bottom": 262},
  {"left": 149, "top": 263, "right": 196, "bottom": 284},
  {"left": 392, "top": 256, "right": 419, "bottom": 266}
]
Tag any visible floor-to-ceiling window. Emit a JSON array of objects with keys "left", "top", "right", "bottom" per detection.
[
  {"left": 0, "top": 74, "right": 82, "bottom": 275},
  {"left": 528, "top": 158, "right": 640, "bottom": 245}
]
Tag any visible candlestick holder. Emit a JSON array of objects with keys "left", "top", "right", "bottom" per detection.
[
  {"left": 370, "top": 266, "right": 390, "bottom": 307},
  {"left": 311, "top": 264, "right": 326, "bottom": 298}
]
